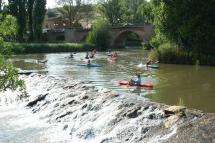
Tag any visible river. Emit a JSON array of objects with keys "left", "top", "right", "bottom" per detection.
[
  {"left": 12, "top": 49, "right": 215, "bottom": 113},
  {"left": 0, "top": 49, "right": 214, "bottom": 143}
]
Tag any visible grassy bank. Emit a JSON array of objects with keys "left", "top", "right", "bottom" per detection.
[
  {"left": 149, "top": 42, "right": 215, "bottom": 66},
  {"left": 11, "top": 43, "right": 95, "bottom": 54}
]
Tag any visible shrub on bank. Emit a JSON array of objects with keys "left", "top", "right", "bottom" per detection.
[
  {"left": 11, "top": 43, "right": 95, "bottom": 54},
  {"left": 148, "top": 42, "right": 195, "bottom": 64}
]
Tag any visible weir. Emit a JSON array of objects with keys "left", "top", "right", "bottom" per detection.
[{"left": 1, "top": 74, "right": 214, "bottom": 143}]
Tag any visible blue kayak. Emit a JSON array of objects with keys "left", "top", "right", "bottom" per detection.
[
  {"left": 78, "top": 64, "right": 102, "bottom": 67},
  {"left": 148, "top": 64, "right": 159, "bottom": 69}
]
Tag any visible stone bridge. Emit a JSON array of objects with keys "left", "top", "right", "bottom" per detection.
[{"left": 54, "top": 24, "right": 154, "bottom": 48}]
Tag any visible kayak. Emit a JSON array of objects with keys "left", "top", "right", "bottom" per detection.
[
  {"left": 119, "top": 81, "right": 153, "bottom": 88},
  {"left": 107, "top": 57, "right": 117, "bottom": 62},
  {"left": 77, "top": 64, "right": 102, "bottom": 67},
  {"left": 137, "top": 63, "right": 159, "bottom": 69},
  {"left": 147, "top": 64, "right": 159, "bottom": 69}
]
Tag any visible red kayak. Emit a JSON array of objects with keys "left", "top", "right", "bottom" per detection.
[
  {"left": 119, "top": 81, "right": 153, "bottom": 88},
  {"left": 107, "top": 57, "right": 117, "bottom": 62}
]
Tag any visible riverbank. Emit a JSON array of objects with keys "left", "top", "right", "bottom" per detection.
[
  {"left": 11, "top": 43, "right": 95, "bottom": 54},
  {"left": 1, "top": 73, "right": 215, "bottom": 143}
]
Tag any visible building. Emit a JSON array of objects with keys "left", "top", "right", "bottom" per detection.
[{"left": 44, "top": 16, "right": 70, "bottom": 30}]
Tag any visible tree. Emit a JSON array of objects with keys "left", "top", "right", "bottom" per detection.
[
  {"left": 27, "top": 0, "right": 35, "bottom": 41},
  {"left": 57, "top": 0, "right": 82, "bottom": 27},
  {"left": 153, "top": 0, "right": 215, "bottom": 58},
  {"left": 8, "top": 0, "right": 27, "bottom": 42},
  {"left": 33, "top": 0, "right": 46, "bottom": 41},
  {"left": 46, "top": 10, "right": 58, "bottom": 18},
  {"left": 97, "top": 0, "right": 123, "bottom": 25},
  {"left": 135, "top": 2, "right": 153, "bottom": 23},
  {"left": 0, "top": 0, "right": 2, "bottom": 12},
  {"left": 0, "top": 14, "right": 23, "bottom": 91},
  {"left": 86, "top": 19, "right": 111, "bottom": 50},
  {"left": 120, "top": 0, "right": 144, "bottom": 23}
]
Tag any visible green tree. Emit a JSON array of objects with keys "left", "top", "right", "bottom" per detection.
[
  {"left": 27, "top": 0, "right": 35, "bottom": 41},
  {"left": 97, "top": 0, "right": 122, "bottom": 25},
  {"left": 0, "top": 14, "right": 23, "bottom": 91},
  {"left": 153, "top": 0, "right": 215, "bottom": 60},
  {"left": 46, "top": 10, "right": 58, "bottom": 18},
  {"left": 0, "top": 0, "right": 2, "bottom": 12},
  {"left": 8, "top": 0, "right": 27, "bottom": 42},
  {"left": 120, "top": 0, "right": 144, "bottom": 23},
  {"left": 33, "top": 0, "right": 46, "bottom": 41},
  {"left": 57, "top": 0, "right": 82, "bottom": 28},
  {"left": 86, "top": 19, "right": 111, "bottom": 50},
  {"left": 135, "top": 2, "right": 153, "bottom": 23}
]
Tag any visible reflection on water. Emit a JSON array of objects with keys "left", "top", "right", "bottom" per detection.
[
  {"left": 12, "top": 49, "right": 215, "bottom": 112},
  {"left": 148, "top": 64, "right": 215, "bottom": 112}
]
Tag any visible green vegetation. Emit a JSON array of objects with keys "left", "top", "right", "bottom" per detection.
[
  {"left": 7, "top": 0, "right": 46, "bottom": 42},
  {"left": 33, "top": 0, "right": 46, "bottom": 41},
  {"left": 148, "top": 0, "right": 215, "bottom": 65},
  {"left": 0, "top": 14, "right": 23, "bottom": 91},
  {"left": 86, "top": 19, "right": 111, "bottom": 51},
  {"left": 11, "top": 43, "right": 95, "bottom": 54},
  {"left": 97, "top": 0, "right": 123, "bottom": 25},
  {"left": 97, "top": 0, "right": 152, "bottom": 25}
]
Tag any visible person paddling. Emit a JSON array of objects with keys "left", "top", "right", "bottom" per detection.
[
  {"left": 130, "top": 73, "right": 141, "bottom": 86},
  {"left": 107, "top": 48, "right": 112, "bottom": 56},
  {"left": 85, "top": 52, "right": 89, "bottom": 59},
  {"left": 87, "top": 59, "right": 91, "bottom": 66}
]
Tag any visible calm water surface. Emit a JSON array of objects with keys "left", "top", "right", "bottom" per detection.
[{"left": 12, "top": 49, "right": 215, "bottom": 112}]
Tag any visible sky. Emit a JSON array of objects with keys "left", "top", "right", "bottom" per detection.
[
  {"left": 47, "top": 0, "right": 57, "bottom": 8},
  {"left": 3, "top": 0, "right": 94, "bottom": 8},
  {"left": 2, "top": 0, "right": 57, "bottom": 8}
]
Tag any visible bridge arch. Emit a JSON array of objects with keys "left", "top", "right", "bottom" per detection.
[{"left": 111, "top": 30, "right": 144, "bottom": 48}]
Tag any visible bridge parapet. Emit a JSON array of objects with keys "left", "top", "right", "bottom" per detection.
[{"left": 64, "top": 24, "right": 154, "bottom": 48}]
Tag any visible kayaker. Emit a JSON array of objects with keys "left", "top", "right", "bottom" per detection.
[
  {"left": 85, "top": 52, "right": 89, "bottom": 59},
  {"left": 87, "top": 59, "right": 91, "bottom": 66},
  {"left": 111, "top": 52, "right": 118, "bottom": 58},
  {"left": 89, "top": 53, "right": 94, "bottom": 59},
  {"left": 146, "top": 60, "right": 152, "bottom": 67},
  {"left": 107, "top": 48, "right": 112, "bottom": 56},
  {"left": 70, "top": 53, "right": 73, "bottom": 58},
  {"left": 130, "top": 73, "right": 141, "bottom": 86}
]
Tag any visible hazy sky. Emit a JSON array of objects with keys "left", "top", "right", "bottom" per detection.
[
  {"left": 47, "top": 0, "right": 57, "bottom": 8},
  {"left": 2, "top": 0, "right": 57, "bottom": 8}
]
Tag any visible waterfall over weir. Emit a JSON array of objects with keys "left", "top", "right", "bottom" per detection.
[{"left": 0, "top": 73, "right": 199, "bottom": 143}]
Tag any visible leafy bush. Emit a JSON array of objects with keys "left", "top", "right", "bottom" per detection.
[
  {"left": 86, "top": 19, "right": 111, "bottom": 50},
  {"left": 148, "top": 42, "right": 195, "bottom": 64}
]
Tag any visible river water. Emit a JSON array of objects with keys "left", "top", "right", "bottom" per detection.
[
  {"left": 12, "top": 49, "right": 215, "bottom": 113},
  {"left": 0, "top": 49, "right": 214, "bottom": 143}
]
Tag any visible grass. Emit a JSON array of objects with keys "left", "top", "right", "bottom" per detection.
[{"left": 11, "top": 43, "right": 95, "bottom": 54}]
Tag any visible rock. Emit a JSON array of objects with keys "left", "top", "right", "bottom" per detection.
[
  {"left": 82, "top": 104, "right": 88, "bottom": 109},
  {"left": 26, "top": 93, "right": 48, "bottom": 107},
  {"left": 18, "top": 71, "right": 34, "bottom": 75},
  {"left": 164, "top": 115, "right": 180, "bottom": 128},
  {"left": 126, "top": 107, "right": 141, "bottom": 118},
  {"left": 82, "top": 96, "right": 89, "bottom": 100},
  {"left": 67, "top": 100, "right": 79, "bottom": 105},
  {"left": 164, "top": 106, "right": 186, "bottom": 117},
  {"left": 148, "top": 113, "right": 156, "bottom": 119},
  {"left": 56, "top": 111, "right": 72, "bottom": 120},
  {"left": 63, "top": 124, "right": 68, "bottom": 130},
  {"left": 141, "top": 127, "right": 149, "bottom": 134}
]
